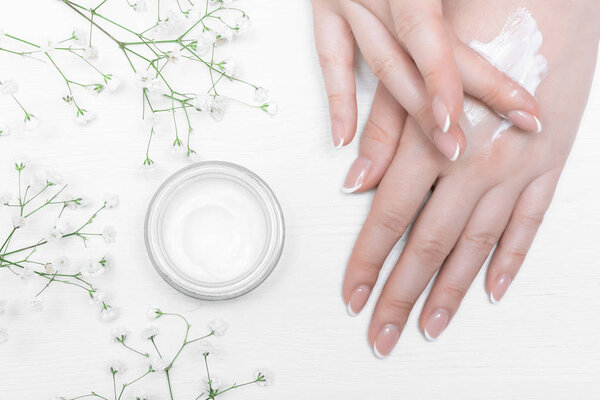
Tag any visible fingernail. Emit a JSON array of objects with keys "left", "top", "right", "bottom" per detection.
[
  {"left": 346, "top": 285, "right": 371, "bottom": 317},
  {"left": 342, "top": 157, "right": 371, "bottom": 194},
  {"left": 433, "top": 96, "right": 451, "bottom": 133},
  {"left": 331, "top": 118, "right": 345, "bottom": 149},
  {"left": 490, "top": 274, "right": 512, "bottom": 304},
  {"left": 506, "top": 110, "right": 542, "bottom": 133},
  {"left": 373, "top": 324, "right": 401, "bottom": 359},
  {"left": 432, "top": 128, "right": 460, "bottom": 162},
  {"left": 424, "top": 309, "right": 450, "bottom": 341}
]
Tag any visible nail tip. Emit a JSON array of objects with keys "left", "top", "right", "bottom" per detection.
[
  {"left": 423, "top": 328, "right": 436, "bottom": 342},
  {"left": 442, "top": 114, "right": 451, "bottom": 133},
  {"left": 534, "top": 116, "right": 542, "bottom": 133},
  {"left": 335, "top": 137, "right": 345, "bottom": 149},
  {"left": 449, "top": 143, "right": 460, "bottom": 162},
  {"left": 346, "top": 303, "right": 358, "bottom": 317},
  {"left": 373, "top": 343, "right": 387, "bottom": 359},
  {"left": 342, "top": 183, "right": 362, "bottom": 194},
  {"left": 489, "top": 292, "right": 499, "bottom": 305}
]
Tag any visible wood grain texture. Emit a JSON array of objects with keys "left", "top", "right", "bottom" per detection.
[{"left": 0, "top": 1, "right": 599, "bottom": 398}]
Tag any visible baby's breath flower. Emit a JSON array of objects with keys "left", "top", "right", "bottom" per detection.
[
  {"left": 254, "top": 87, "right": 268, "bottom": 102},
  {"left": 90, "top": 290, "right": 106, "bottom": 305},
  {"left": 105, "top": 75, "right": 121, "bottom": 92},
  {"left": 28, "top": 297, "right": 43, "bottom": 312},
  {"left": 102, "top": 226, "right": 116, "bottom": 244},
  {"left": 84, "top": 45, "right": 99, "bottom": 61},
  {"left": 75, "top": 109, "right": 95, "bottom": 125},
  {"left": 111, "top": 326, "right": 130, "bottom": 342},
  {"left": 234, "top": 15, "right": 251, "bottom": 35},
  {"left": 103, "top": 193, "right": 119, "bottom": 208},
  {"left": 0, "top": 328, "right": 8, "bottom": 345},
  {"left": 140, "top": 326, "right": 159, "bottom": 340},
  {"left": 45, "top": 262, "right": 57, "bottom": 274},
  {"left": 24, "top": 114, "right": 40, "bottom": 130},
  {"left": 40, "top": 39, "right": 57, "bottom": 54},
  {"left": 262, "top": 102, "right": 278, "bottom": 116},
  {"left": 109, "top": 359, "right": 126, "bottom": 374},
  {"left": 196, "top": 341, "right": 216, "bottom": 356},
  {"left": 166, "top": 48, "right": 182, "bottom": 63},
  {"left": 101, "top": 306, "right": 118, "bottom": 322},
  {"left": 0, "top": 192, "right": 11, "bottom": 206},
  {"left": 54, "top": 256, "right": 70, "bottom": 270},
  {"left": 219, "top": 57, "right": 236, "bottom": 77},
  {"left": 136, "top": 71, "right": 160, "bottom": 92},
  {"left": 149, "top": 355, "right": 169, "bottom": 372},
  {"left": 147, "top": 306, "right": 162, "bottom": 320},
  {"left": 46, "top": 227, "right": 63, "bottom": 243},
  {"left": 11, "top": 215, "right": 26, "bottom": 229},
  {"left": 81, "top": 259, "right": 106, "bottom": 278},
  {"left": 0, "top": 123, "right": 10, "bottom": 137},
  {"left": 131, "top": 0, "right": 148, "bottom": 12},
  {"left": 45, "top": 169, "right": 64, "bottom": 185},
  {"left": 255, "top": 369, "right": 272, "bottom": 387},
  {"left": 19, "top": 265, "right": 34, "bottom": 281},
  {"left": 127, "top": 390, "right": 150, "bottom": 400},
  {"left": 191, "top": 94, "right": 211, "bottom": 112},
  {"left": 73, "top": 28, "right": 88, "bottom": 46},
  {"left": 201, "top": 376, "right": 222, "bottom": 392},
  {"left": 208, "top": 318, "right": 228, "bottom": 336},
  {"left": 0, "top": 79, "right": 18, "bottom": 96}
]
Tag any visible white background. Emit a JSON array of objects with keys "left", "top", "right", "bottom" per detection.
[{"left": 1, "top": 1, "right": 599, "bottom": 399}]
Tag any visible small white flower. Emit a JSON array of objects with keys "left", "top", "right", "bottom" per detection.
[
  {"left": 219, "top": 57, "right": 236, "bottom": 77},
  {"left": 140, "top": 326, "right": 159, "bottom": 340},
  {"left": 149, "top": 355, "right": 169, "bottom": 371},
  {"left": 102, "top": 226, "right": 116, "bottom": 244},
  {"left": 106, "top": 75, "right": 121, "bottom": 92},
  {"left": 101, "top": 307, "right": 118, "bottom": 322},
  {"left": 132, "top": 0, "right": 148, "bottom": 12},
  {"left": 103, "top": 193, "right": 119, "bottom": 208},
  {"left": 193, "top": 30, "right": 217, "bottom": 54},
  {"left": 147, "top": 306, "right": 162, "bottom": 320},
  {"left": 208, "top": 318, "right": 228, "bottom": 336},
  {"left": 46, "top": 227, "right": 63, "bottom": 243},
  {"left": 166, "top": 48, "right": 182, "bottom": 63},
  {"left": 0, "top": 328, "right": 8, "bottom": 345},
  {"left": 24, "top": 114, "right": 40, "bottom": 130},
  {"left": 215, "top": 24, "right": 233, "bottom": 42},
  {"left": 0, "top": 192, "right": 11, "bottom": 206},
  {"left": 109, "top": 359, "right": 126, "bottom": 374},
  {"left": 45, "top": 169, "right": 64, "bottom": 185},
  {"left": 191, "top": 94, "right": 212, "bottom": 112},
  {"left": 90, "top": 290, "right": 107, "bottom": 305},
  {"left": 75, "top": 109, "right": 95, "bottom": 125},
  {"left": 73, "top": 28, "right": 88, "bottom": 46},
  {"left": 0, "top": 123, "right": 10, "bottom": 137},
  {"left": 263, "top": 102, "right": 278, "bottom": 116},
  {"left": 196, "top": 341, "right": 216, "bottom": 356},
  {"left": 234, "top": 15, "right": 250, "bottom": 35},
  {"left": 81, "top": 259, "right": 106, "bottom": 278},
  {"left": 28, "top": 297, "right": 43, "bottom": 312},
  {"left": 84, "top": 46, "right": 99, "bottom": 61},
  {"left": 44, "top": 262, "right": 56, "bottom": 274},
  {"left": 54, "top": 256, "right": 70, "bottom": 270},
  {"left": 40, "top": 39, "right": 57, "bottom": 54},
  {"left": 111, "top": 326, "right": 130, "bottom": 342},
  {"left": 254, "top": 87, "right": 268, "bottom": 102},
  {"left": 0, "top": 300, "right": 6, "bottom": 315},
  {"left": 254, "top": 369, "right": 272, "bottom": 386},
  {"left": 0, "top": 79, "right": 18, "bottom": 96},
  {"left": 127, "top": 389, "right": 150, "bottom": 400},
  {"left": 19, "top": 265, "right": 34, "bottom": 281},
  {"left": 136, "top": 71, "right": 160, "bottom": 93},
  {"left": 11, "top": 215, "right": 26, "bottom": 229}
]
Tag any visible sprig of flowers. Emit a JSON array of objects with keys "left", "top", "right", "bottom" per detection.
[
  {"left": 0, "top": 0, "right": 276, "bottom": 166},
  {"left": 0, "top": 160, "right": 118, "bottom": 338},
  {"left": 0, "top": 79, "right": 38, "bottom": 133},
  {"left": 54, "top": 308, "right": 270, "bottom": 400}
]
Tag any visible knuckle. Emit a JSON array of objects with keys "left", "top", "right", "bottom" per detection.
[
  {"left": 480, "top": 76, "right": 504, "bottom": 106},
  {"left": 422, "top": 66, "right": 446, "bottom": 87},
  {"left": 440, "top": 283, "right": 467, "bottom": 302},
  {"left": 370, "top": 56, "right": 398, "bottom": 81},
  {"left": 412, "top": 237, "right": 448, "bottom": 266},
  {"left": 317, "top": 51, "right": 350, "bottom": 70},
  {"left": 353, "top": 253, "right": 382, "bottom": 276},
  {"left": 362, "top": 119, "right": 395, "bottom": 147},
  {"left": 506, "top": 247, "right": 528, "bottom": 264},
  {"left": 463, "top": 231, "right": 499, "bottom": 251},
  {"left": 413, "top": 102, "right": 432, "bottom": 128},
  {"left": 376, "top": 206, "right": 411, "bottom": 236},
  {"left": 380, "top": 295, "right": 414, "bottom": 316},
  {"left": 518, "top": 211, "right": 546, "bottom": 228},
  {"left": 393, "top": 10, "right": 425, "bottom": 41}
]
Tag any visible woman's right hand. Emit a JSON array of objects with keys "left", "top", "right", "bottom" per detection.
[{"left": 311, "top": 0, "right": 542, "bottom": 161}]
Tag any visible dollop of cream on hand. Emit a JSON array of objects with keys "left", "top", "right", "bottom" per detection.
[{"left": 463, "top": 8, "right": 548, "bottom": 140}]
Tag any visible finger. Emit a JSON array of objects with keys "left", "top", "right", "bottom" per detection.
[
  {"left": 418, "top": 184, "right": 521, "bottom": 340},
  {"left": 341, "top": 2, "right": 466, "bottom": 161},
  {"left": 388, "top": 0, "right": 463, "bottom": 132},
  {"left": 343, "top": 118, "right": 439, "bottom": 318},
  {"left": 312, "top": 5, "right": 357, "bottom": 148},
  {"left": 369, "top": 175, "right": 485, "bottom": 358},
  {"left": 486, "top": 171, "right": 560, "bottom": 303},
  {"left": 343, "top": 82, "right": 407, "bottom": 193},
  {"left": 455, "top": 42, "right": 542, "bottom": 133}
]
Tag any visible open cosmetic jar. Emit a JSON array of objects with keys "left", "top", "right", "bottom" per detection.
[{"left": 145, "top": 161, "right": 285, "bottom": 300}]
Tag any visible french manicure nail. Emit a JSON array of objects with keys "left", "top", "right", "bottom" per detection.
[
  {"left": 432, "top": 128, "right": 460, "bottom": 162},
  {"left": 506, "top": 110, "right": 542, "bottom": 133},
  {"left": 433, "top": 96, "right": 451, "bottom": 133},
  {"left": 424, "top": 309, "right": 450, "bottom": 341},
  {"left": 331, "top": 118, "right": 345, "bottom": 149},
  {"left": 346, "top": 285, "right": 371, "bottom": 317},
  {"left": 342, "top": 157, "right": 371, "bottom": 194},
  {"left": 373, "top": 324, "right": 401, "bottom": 359},
  {"left": 490, "top": 274, "right": 512, "bottom": 304}
]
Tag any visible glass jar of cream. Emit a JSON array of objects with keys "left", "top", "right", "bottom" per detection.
[{"left": 145, "top": 161, "right": 285, "bottom": 300}]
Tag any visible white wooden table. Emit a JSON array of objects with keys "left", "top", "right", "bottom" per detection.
[{"left": 0, "top": 1, "right": 599, "bottom": 398}]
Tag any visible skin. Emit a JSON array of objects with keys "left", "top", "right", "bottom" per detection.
[
  {"left": 336, "top": 0, "right": 600, "bottom": 357},
  {"left": 312, "top": 0, "right": 543, "bottom": 161}
]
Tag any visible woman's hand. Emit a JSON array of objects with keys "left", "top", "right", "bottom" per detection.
[
  {"left": 341, "top": 2, "right": 600, "bottom": 357},
  {"left": 311, "top": 0, "right": 542, "bottom": 161}
]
